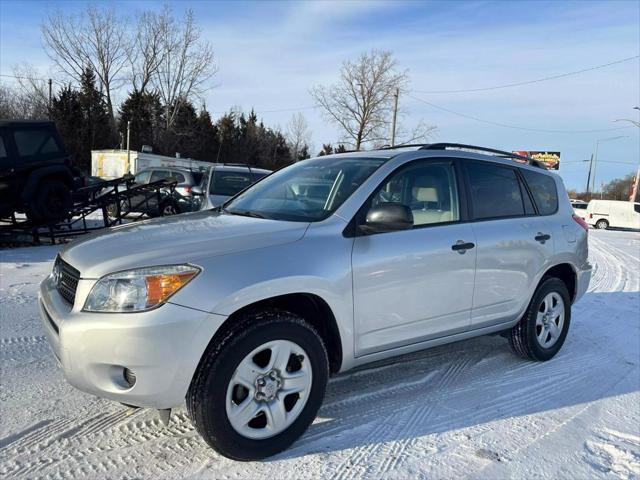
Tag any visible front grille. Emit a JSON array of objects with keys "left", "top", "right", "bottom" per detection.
[{"left": 55, "top": 256, "right": 80, "bottom": 305}]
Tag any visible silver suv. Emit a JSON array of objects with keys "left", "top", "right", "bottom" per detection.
[
  {"left": 39, "top": 143, "right": 591, "bottom": 461},
  {"left": 192, "top": 163, "right": 271, "bottom": 209}
]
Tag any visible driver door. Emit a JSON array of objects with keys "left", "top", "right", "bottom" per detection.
[{"left": 351, "top": 159, "right": 476, "bottom": 356}]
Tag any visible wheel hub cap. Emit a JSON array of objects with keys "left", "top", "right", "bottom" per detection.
[{"left": 255, "top": 370, "right": 282, "bottom": 401}]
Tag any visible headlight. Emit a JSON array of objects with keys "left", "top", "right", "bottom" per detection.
[{"left": 83, "top": 265, "right": 200, "bottom": 313}]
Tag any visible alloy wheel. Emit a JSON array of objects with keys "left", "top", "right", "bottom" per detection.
[
  {"left": 535, "top": 292, "right": 565, "bottom": 348},
  {"left": 225, "top": 340, "right": 312, "bottom": 440}
]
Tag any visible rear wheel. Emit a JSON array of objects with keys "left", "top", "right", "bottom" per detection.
[
  {"left": 26, "top": 179, "right": 72, "bottom": 221},
  {"left": 508, "top": 277, "right": 571, "bottom": 361},
  {"left": 595, "top": 219, "right": 609, "bottom": 230},
  {"left": 160, "top": 201, "right": 179, "bottom": 216},
  {"left": 187, "top": 310, "right": 329, "bottom": 460}
]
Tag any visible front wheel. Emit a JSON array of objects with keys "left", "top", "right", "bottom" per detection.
[
  {"left": 187, "top": 310, "right": 329, "bottom": 460},
  {"left": 508, "top": 277, "right": 571, "bottom": 361}
]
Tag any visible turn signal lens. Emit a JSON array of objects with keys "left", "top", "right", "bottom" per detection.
[{"left": 145, "top": 272, "right": 198, "bottom": 307}]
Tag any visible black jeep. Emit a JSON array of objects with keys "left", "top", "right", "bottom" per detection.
[{"left": 0, "top": 120, "right": 82, "bottom": 221}]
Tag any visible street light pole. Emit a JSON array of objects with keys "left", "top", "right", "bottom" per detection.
[{"left": 590, "top": 135, "right": 628, "bottom": 195}]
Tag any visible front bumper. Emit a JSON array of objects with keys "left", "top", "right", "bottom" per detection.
[{"left": 39, "top": 275, "right": 226, "bottom": 409}]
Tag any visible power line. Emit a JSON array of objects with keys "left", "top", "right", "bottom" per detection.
[
  {"left": 413, "top": 55, "right": 640, "bottom": 94},
  {"left": 209, "top": 105, "right": 318, "bottom": 115},
  {"left": 0, "top": 73, "right": 64, "bottom": 85},
  {"left": 408, "top": 94, "right": 634, "bottom": 134}
]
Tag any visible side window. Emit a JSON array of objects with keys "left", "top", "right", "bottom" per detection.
[
  {"left": 14, "top": 128, "right": 61, "bottom": 156},
  {"left": 634, "top": 204, "right": 640, "bottom": 214},
  {"left": 521, "top": 170, "right": 558, "bottom": 215},
  {"left": 134, "top": 170, "right": 151, "bottom": 184},
  {"left": 150, "top": 170, "right": 171, "bottom": 182},
  {"left": 253, "top": 172, "right": 269, "bottom": 182},
  {"left": 169, "top": 172, "right": 185, "bottom": 183},
  {"left": 211, "top": 171, "right": 253, "bottom": 196},
  {"left": 0, "top": 136, "right": 7, "bottom": 158},
  {"left": 370, "top": 161, "right": 460, "bottom": 227},
  {"left": 466, "top": 162, "right": 525, "bottom": 220}
]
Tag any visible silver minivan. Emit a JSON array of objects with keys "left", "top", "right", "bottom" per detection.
[{"left": 39, "top": 144, "right": 591, "bottom": 461}]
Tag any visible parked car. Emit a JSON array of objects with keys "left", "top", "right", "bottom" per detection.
[
  {"left": 0, "top": 120, "right": 83, "bottom": 221},
  {"left": 570, "top": 199, "right": 589, "bottom": 220},
  {"left": 586, "top": 199, "right": 640, "bottom": 230},
  {"left": 192, "top": 163, "right": 271, "bottom": 209},
  {"left": 40, "top": 144, "right": 591, "bottom": 461},
  {"left": 106, "top": 166, "right": 206, "bottom": 217}
]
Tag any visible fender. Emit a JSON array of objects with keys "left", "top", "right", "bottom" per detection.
[{"left": 21, "top": 165, "right": 74, "bottom": 203}]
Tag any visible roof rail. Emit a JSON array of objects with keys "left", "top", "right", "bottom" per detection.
[
  {"left": 214, "top": 162, "right": 253, "bottom": 175},
  {"left": 419, "top": 143, "right": 547, "bottom": 169}
]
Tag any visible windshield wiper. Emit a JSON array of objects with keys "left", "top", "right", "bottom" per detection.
[{"left": 223, "top": 208, "right": 267, "bottom": 219}]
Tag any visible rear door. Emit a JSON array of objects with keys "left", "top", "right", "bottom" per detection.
[
  {"left": 352, "top": 158, "right": 477, "bottom": 356},
  {"left": 463, "top": 161, "right": 554, "bottom": 328}
]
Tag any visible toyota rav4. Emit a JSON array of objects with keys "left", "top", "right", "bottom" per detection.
[{"left": 39, "top": 143, "right": 591, "bottom": 460}]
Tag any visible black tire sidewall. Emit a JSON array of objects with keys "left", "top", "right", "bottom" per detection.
[
  {"left": 193, "top": 316, "right": 329, "bottom": 460},
  {"left": 30, "top": 180, "right": 72, "bottom": 220},
  {"left": 160, "top": 201, "right": 178, "bottom": 216},
  {"left": 525, "top": 278, "right": 571, "bottom": 361}
]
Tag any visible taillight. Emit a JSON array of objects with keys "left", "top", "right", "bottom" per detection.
[
  {"left": 573, "top": 214, "right": 589, "bottom": 232},
  {"left": 589, "top": 213, "right": 593, "bottom": 219},
  {"left": 184, "top": 186, "right": 192, "bottom": 193}
]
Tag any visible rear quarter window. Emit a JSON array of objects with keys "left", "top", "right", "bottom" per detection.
[{"left": 521, "top": 170, "right": 558, "bottom": 215}]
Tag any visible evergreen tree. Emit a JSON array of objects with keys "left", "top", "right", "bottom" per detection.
[
  {"left": 119, "top": 89, "right": 163, "bottom": 153},
  {"left": 191, "top": 108, "right": 220, "bottom": 162},
  {"left": 50, "top": 85, "right": 85, "bottom": 168},
  {"left": 318, "top": 144, "right": 333, "bottom": 156},
  {"left": 78, "top": 68, "right": 115, "bottom": 158}
]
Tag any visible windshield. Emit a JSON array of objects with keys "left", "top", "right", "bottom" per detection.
[{"left": 224, "top": 156, "right": 387, "bottom": 221}]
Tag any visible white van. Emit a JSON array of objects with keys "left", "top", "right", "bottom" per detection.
[{"left": 586, "top": 200, "right": 640, "bottom": 230}]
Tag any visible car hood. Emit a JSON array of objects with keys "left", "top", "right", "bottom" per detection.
[{"left": 60, "top": 211, "right": 309, "bottom": 278}]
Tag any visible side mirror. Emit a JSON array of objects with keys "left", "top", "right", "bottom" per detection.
[
  {"left": 191, "top": 185, "right": 204, "bottom": 196},
  {"left": 360, "top": 203, "right": 413, "bottom": 234}
]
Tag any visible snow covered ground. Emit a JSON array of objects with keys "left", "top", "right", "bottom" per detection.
[{"left": 0, "top": 229, "right": 638, "bottom": 479}]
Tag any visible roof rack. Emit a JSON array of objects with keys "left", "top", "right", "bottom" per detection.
[{"left": 381, "top": 142, "right": 546, "bottom": 169}]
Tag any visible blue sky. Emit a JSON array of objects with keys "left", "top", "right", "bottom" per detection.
[{"left": 1, "top": 0, "right": 638, "bottom": 191}]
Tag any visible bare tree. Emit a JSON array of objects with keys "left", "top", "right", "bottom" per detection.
[
  {"left": 10, "top": 64, "right": 51, "bottom": 119},
  {"left": 285, "top": 112, "right": 312, "bottom": 161},
  {"left": 41, "top": 6, "right": 128, "bottom": 125},
  {"left": 310, "top": 50, "right": 408, "bottom": 149},
  {"left": 389, "top": 119, "right": 438, "bottom": 148},
  {"left": 151, "top": 8, "right": 217, "bottom": 129},
  {"left": 127, "top": 9, "right": 168, "bottom": 93}
]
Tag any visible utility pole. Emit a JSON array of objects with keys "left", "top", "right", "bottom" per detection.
[
  {"left": 390, "top": 87, "right": 399, "bottom": 147},
  {"left": 126, "top": 121, "right": 131, "bottom": 173},
  {"left": 47, "top": 78, "right": 52, "bottom": 112},
  {"left": 591, "top": 142, "right": 600, "bottom": 194},
  {"left": 586, "top": 153, "right": 594, "bottom": 195}
]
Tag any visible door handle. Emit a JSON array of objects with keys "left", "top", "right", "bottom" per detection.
[
  {"left": 535, "top": 233, "right": 551, "bottom": 243},
  {"left": 451, "top": 240, "right": 475, "bottom": 253}
]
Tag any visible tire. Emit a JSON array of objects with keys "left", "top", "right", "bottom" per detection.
[
  {"left": 187, "top": 310, "right": 329, "bottom": 461},
  {"left": 106, "top": 200, "right": 126, "bottom": 219},
  {"left": 595, "top": 219, "right": 609, "bottom": 230},
  {"left": 508, "top": 277, "right": 571, "bottom": 361},
  {"left": 27, "top": 179, "right": 72, "bottom": 221},
  {"left": 159, "top": 201, "right": 179, "bottom": 216}
]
